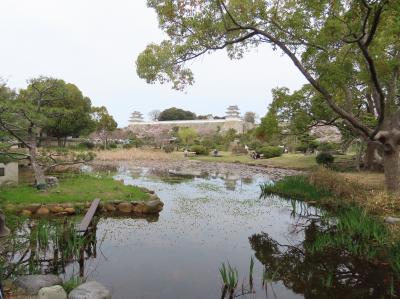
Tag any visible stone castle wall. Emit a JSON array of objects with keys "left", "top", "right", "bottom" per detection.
[{"left": 128, "top": 119, "right": 253, "bottom": 137}]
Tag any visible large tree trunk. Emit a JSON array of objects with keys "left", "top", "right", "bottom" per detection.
[
  {"left": 28, "top": 144, "right": 47, "bottom": 189},
  {"left": 375, "top": 112, "right": 400, "bottom": 193},
  {"left": 383, "top": 147, "right": 400, "bottom": 193},
  {"left": 363, "top": 141, "right": 383, "bottom": 171}
]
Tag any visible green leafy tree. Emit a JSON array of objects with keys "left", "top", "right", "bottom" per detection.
[
  {"left": 91, "top": 106, "right": 118, "bottom": 148},
  {"left": 0, "top": 78, "right": 95, "bottom": 188},
  {"left": 178, "top": 127, "right": 197, "bottom": 147},
  {"left": 158, "top": 107, "right": 196, "bottom": 121},
  {"left": 19, "top": 79, "right": 95, "bottom": 146},
  {"left": 256, "top": 110, "right": 280, "bottom": 143},
  {"left": 43, "top": 83, "right": 94, "bottom": 146},
  {"left": 136, "top": 1, "right": 400, "bottom": 192},
  {"left": 0, "top": 77, "right": 63, "bottom": 188}
]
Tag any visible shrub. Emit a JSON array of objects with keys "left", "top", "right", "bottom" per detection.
[
  {"left": 248, "top": 140, "right": 263, "bottom": 150},
  {"left": 256, "top": 146, "right": 283, "bottom": 159},
  {"left": 78, "top": 141, "right": 95, "bottom": 150},
  {"left": 163, "top": 144, "right": 175, "bottom": 153},
  {"left": 123, "top": 143, "right": 134, "bottom": 149},
  {"left": 316, "top": 152, "right": 334, "bottom": 166},
  {"left": 108, "top": 143, "right": 118, "bottom": 149},
  {"left": 317, "top": 142, "right": 338, "bottom": 152},
  {"left": 190, "top": 145, "right": 209, "bottom": 155},
  {"left": 230, "top": 144, "right": 248, "bottom": 155}
]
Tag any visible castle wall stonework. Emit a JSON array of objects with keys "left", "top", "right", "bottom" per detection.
[{"left": 128, "top": 119, "right": 253, "bottom": 137}]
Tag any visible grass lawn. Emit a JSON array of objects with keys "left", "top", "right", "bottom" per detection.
[
  {"left": 0, "top": 175, "right": 149, "bottom": 205},
  {"left": 192, "top": 152, "right": 355, "bottom": 171}
]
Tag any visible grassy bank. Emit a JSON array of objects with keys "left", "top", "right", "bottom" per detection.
[
  {"left": 260, "top": 171, "right": 400, "bottom": 290},
  {"left": 0, "top": 175, "right": 149, "bottom": 205},
  {"left": 192, "top": 152, "right": 356, "bottom": 171}
]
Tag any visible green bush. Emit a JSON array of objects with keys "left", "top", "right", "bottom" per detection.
[
  {"left": 190, "top": 145, "right": 209, "bottom": 155},
  {"left": 78, "top": 141, "right": 95, "bottom": 150},
  {"left": 317, "top": 142, "right": 338, "bottom": 152},
  {"left": 248, "top": 140, "right": 263, "bottom": 150},
  {"left": 316, "top": 152, "right": 334, "bottom": 166},
  {"left": 108, "top": 143, "right": 118, "bottom": 149},
  {"left": 163, "top": 144, "right": 175, "bottom": 153},
  {"left": 256, "top": 146, "right": 283, "bottom": 158}
]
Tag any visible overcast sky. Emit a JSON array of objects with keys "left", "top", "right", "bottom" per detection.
[{"left": 0, "top": 0, "right": 306, "bottom": 127}]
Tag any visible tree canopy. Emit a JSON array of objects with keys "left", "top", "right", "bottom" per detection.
[
  {"left": 136, "top": 0, "right": 400, "bottom": 192},
  {"left": 18, "top": 78, "right": 94, "bottom": 145},
  {"left": 91, "top": 106, "right": 118, "bottom": 147},
  {"left": 0, "top": 77, "right": 97, "bottom": 188},
  {"left": 158, "top": 107, "right": 196, "bottom": 121}
]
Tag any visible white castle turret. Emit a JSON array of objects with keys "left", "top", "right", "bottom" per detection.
[
  {"left": 129, "top": 111, "right": 144, "bottom": 123},
  {"left": 225, "top": 105, "right": 240, "bottom": 119}
]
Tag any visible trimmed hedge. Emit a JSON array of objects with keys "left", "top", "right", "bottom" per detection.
[
  {"left": 256, "top": 146, "right": 283, "bottom": 159},
  {"left": 190, "top": 145, "right": 209, "bottom": 155},
  {"left": 316, "top": 152, "right": 334, "bottom": 165}
]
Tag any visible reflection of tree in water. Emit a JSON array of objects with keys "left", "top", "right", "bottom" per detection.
[
  {"left": 148, "top": 168, "right": 196, "bottom": 185},
  {"left": 249, "top": 221, "right": 398, "bottom": 298}
]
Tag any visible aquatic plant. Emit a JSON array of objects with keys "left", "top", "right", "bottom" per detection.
[
  {"left": 248, "top": 256, "right": 254, "bottom": 292},
  {"left": 63, "top": 276, "right": 84, "bottom": 294},
  {"left": 259, "top": 176, "right": 331, "bottom": 201},
  {"left": 0, "top": 217, "right": 94, "bottom": 280},
  {"left": 309, "top": 206, "right": 392, "bottom": 260},
  {"left": 219, "top": 263, "right": 238, "bottom": 298}
]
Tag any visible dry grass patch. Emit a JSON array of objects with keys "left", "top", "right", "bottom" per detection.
[
  {"left": 95, "top": 148, "right": 179, "bottom": 162},
  {"left": 310, "top": 167, "right": 397, "bottom": 216}
]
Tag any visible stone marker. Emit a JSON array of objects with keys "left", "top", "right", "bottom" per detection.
[
  {"left": 385, "top": 216, "right": 400, "bottom": 224},
  {"left": 38, "top": 285, "right": 67, "bottom": 299},
  {"left": 68, "top": 281, "right": 111, "bottom": 299},
  {"left": 15, "top": 275, "right": 62, "bottom": 295},
  {"left": 0, "top": 212, "right": 10, "bottom": 238}
]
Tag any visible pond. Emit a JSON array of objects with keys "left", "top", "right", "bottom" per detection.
[
  {"left": 3, "top": 167, "right": 395, "bottom": 298},
  {"left": 65, "top": 167, "right": 393, "bottom": 299}
]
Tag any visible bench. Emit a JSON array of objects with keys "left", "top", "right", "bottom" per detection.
[
  {"left": 77, "top": 198, "right": 101, "bottom": 234},
  {"left": 184, "top": 151, "right": 197, "bottom": 157}
]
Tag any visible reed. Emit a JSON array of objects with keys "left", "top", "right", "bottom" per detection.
[
  {"left": 219, "top": 263, "right": 239, "bottom": 299},
  {"left": 95, "top": 148, "right": 178, "bottom": 161}
]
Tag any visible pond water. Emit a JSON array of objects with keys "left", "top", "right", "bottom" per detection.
[
  {"left": 4, "top": 167, "right": 394, "bottom": 298},
  {"left": 57, "top": 167, "right": 390, "bottom": 299}
]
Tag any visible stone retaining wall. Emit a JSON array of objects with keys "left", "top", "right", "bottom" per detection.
[{"left": 5, "top": 188, "right": 164, "bottom": 217}]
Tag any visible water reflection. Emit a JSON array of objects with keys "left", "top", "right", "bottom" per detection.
[
  {"left": 0, "top": 217, "right": 97, "bottom": 280},
  {"left": 249, "top": 222, "right": 397, "bottom": 298},
  {"left": 4, "top": 168, "right": 397, "bottom": 299}
]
